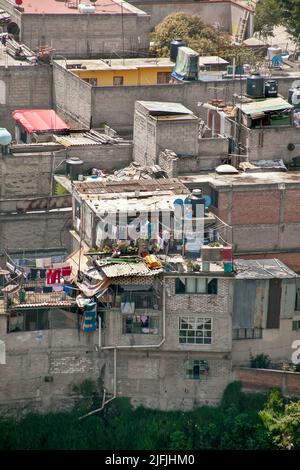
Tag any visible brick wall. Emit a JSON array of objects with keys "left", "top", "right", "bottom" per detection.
[
  {"left": 158, "top": 150, "right": 178, "bottom": 177},
  {"left": 235, "top": 367, "right": 300, "bottom": 396}
]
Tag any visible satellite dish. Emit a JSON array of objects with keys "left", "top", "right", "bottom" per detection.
[{"left": 7, "top": 22, "right": 20, "bottom": 35}]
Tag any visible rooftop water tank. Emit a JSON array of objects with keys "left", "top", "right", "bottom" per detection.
[
  {"left": 265, "top": 79, "right": 278, "bottom": 98},
  {"left": 66, "top": 157, "right": 84, "bottom": 181},
  {"left": 267, "top": 46, "right": 282, "bottom": 61},
  {"left": 246, "top": 73, "right": 265, "bottom": 98},
  {"left": 0, "top": 128, "right": 12, "bottom": 146},
  {"left": 78, "top": 4, "right": 96, "bottom": 14},
  {"left": 170, "top": 38, "right": 186, "bottom": 63}
]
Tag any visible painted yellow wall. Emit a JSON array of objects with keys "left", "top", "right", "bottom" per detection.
[{"left": 73, "top": 66, "right": 173, "bottom": 86}]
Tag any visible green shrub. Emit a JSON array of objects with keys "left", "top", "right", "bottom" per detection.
[{"left": 250, "top": 353, "right": 271, "bottom": 369}]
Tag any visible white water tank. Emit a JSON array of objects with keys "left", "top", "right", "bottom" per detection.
[{"left": 78, "top": 4, "right": 96, "bottom": 13}]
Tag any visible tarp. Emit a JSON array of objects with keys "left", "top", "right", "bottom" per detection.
[
  {"left": 235, "top": 97, "right": 293, "bottom": 117},
  {"left": 172, "top": 47, "right": 199, "bottom": 81},
  {"left": 12, "top": 109, "right": 70, "bottom": 134}
]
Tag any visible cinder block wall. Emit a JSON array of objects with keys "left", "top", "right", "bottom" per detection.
[{"left": 0, "top": 64, "right": 52, "bottom": 134}]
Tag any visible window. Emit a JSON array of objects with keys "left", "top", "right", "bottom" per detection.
[
  {"left": 175, "top": 277, "right": 218, "bottom": 294},
  {"left": 186, "top": 360, "right": 209, "bottom": 379},
  {"left": 157, "top": 72, "right": 171, "bottom": 84},
  {"left": 211, "top": 189, "right": 219, "bottom": 208},
  {"left": 292, "top": 321, "right": 300, "bottom": 331},
  {"left": 123, "top": 315, "right": 158, "bottom": 334},
  {"left": 179, "top": 317, "right": 212, "bottom": 344},
  {"left": 113, "top": 76, "right": 124, "bottom": 86},
  {"left": 232, "top": 328, "right": 263, "bottom": 340},
  {"left": 82, "top": 78, "right": 97, "bottom": 86}
]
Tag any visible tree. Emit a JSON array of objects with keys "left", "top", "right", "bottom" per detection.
[
  {"left": 254, "top": 0, "right": 282, "bottom": 38},
  {"left": 254, "top": 0, "right": 300, "bottom": 41},
  {"left": 278, "top": 0, "right": 300, "bottom": 39},
  {"left": 259, "top": 389, "right": 300, "bottom": 449},
  {"left": 151, "top": 12, "right": 259, "bottom": 67}
]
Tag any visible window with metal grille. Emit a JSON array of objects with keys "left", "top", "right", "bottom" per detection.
[
  {"left": 232, "top": 328, "right": 263, "bottom": 340},
  {"left": 292, "top": 321, "right": 300, "bottom": 331},
  {"left": 186, "top": 359, "right": 209, "bottom": 379},
  {"left": 123, "top": 315, "right": 159, "bottom": 334},
  {"left": 175, "top": 277, "right": 218, "bottom": 294},
  {"left": 179, "top": 317, "right": 212, "bottom": 344}
]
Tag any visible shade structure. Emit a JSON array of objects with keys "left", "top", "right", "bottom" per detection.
[{"left": 12, "top": 109, "right": 70, "bottom": 134}]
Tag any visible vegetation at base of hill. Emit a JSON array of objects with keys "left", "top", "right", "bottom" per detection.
[
  {"left": 254, "top": 0, "right": 300, "bottom": 40},
  {"left": 0, "top": 382, "right": 299, "bottom": 450},
  {"left": 151, "top": 12, "right": 261, "bottom": 68}
]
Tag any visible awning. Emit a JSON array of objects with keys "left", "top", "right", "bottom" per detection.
[
  {"left": 235, "top": 97, "right": 293, "bottom": 117},
  {"left": 12, "top": 109, "right": 70, "bottom": 134}
]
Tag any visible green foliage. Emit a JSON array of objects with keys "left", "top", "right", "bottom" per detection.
[
  {"left": 151, "top": 12, "right": 259, "bottom": 67},
  {"left": 259, "top": 389, "right": 300, "bottom": 449},
  {"left": 250, "top": 353, "right": 271, "bottom": 369},
  {"left": 254, "top": 0, "right": 300, "bottom": 40},
  {"left": 254, "top": 0, "right": 282, "bottom": 38},
  {"left": 169, "top": 431, "right": 192, "bottom": 450},
  {"left": 0, "top": 383, "right": 277, "bottom": 450},
  {"left": 55, "top": 182, "right": 69, "bottom": 196}
]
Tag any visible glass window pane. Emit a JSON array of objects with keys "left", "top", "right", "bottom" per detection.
[
  {"left": 196, "top": 278, "right": 206, "bottom": 293},
  {"left": 186, "top": 278, "right": 196, "bottom": 293}
]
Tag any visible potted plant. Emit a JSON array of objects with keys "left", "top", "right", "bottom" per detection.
[{"left": 118, "top": 241, "right": 129, "bottom": 254}]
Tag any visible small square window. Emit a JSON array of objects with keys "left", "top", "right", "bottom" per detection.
[{"left": 113, "top": 76, "right": 124, "bottom": 86}]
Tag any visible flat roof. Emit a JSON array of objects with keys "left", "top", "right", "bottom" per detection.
[
  {"left": 15, "top": 0, "right": 137, "bottom": 15},
  {"left": 199, "top": 56, "right": 229, "bottom": 66},
  {"left": 179, "top": 171, "right": 300, "bottom": 188},
  {"left": 74, "top": 178, "right": 189, "bottom": 196},
  {"left": 137, "top": 101, "right": 196, "bottom": 117},
  {"left": 235, "top": 97, "right": 293, "bottom": 115},
  {"left": 12, "top": 110, "right": 70, "bottom": 134},
  {"left": 235, "top": 259, "right": 297, "bottom": 279},
  {"left": 56, "top": 57, "right": 174, "bottom": 71}
]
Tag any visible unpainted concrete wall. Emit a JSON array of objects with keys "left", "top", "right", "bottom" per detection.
[{"left": 0, "top": 64, "right": 52, "bottom": 134}]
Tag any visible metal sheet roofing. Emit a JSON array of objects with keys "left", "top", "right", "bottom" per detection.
[
  {"left": 199, "top": 56, "right": 229, "bottom": 66},
  {"left": 235, "top": 259, "right": 297, "bottom": 279},
  {"left": 99, "top": 261, "right": 162, "bottom": 278},
  {"left": 12, "top": 110, "right": 70, "bottom": 134},
  {"left": 235, "top": 97, "right": 293, "bottom": 116},
  {"left": 138, "top": 101, "right": 194, "bottom": 116}
]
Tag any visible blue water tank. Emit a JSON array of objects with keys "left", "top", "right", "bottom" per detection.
[
  {"left": 170, "top": 38, "right": 186, "bottom": 63},
  {"left": 246, "top": 74, "right": 265, "bottom": 98},
  {"left": 0, "top": 128, "right": 12, "bottom": 146}
]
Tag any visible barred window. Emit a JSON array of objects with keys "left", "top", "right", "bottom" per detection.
[
  {"left": 175, "top": 278, "right": 218, "bottom": 295},
  {"left": 232, "top": 328, "right": 263, "bottom": 340},
  {"left": 179, "top": 317, "right": 212, "bottom": 345},
  {"left": 123, "top": 315, "right": 159, "bottom": 335},
  {"left": 186, "top": 359, "right": 209, "bottom": 380}
]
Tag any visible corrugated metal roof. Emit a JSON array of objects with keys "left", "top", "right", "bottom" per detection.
[
  {"left": 235, "top": 97, "right": 293, "bottom": 116},
  {"left": 235, "top": 259, "right": 297, "bottom": 279},
  {"left": 100, "top": 262, "right": 162, "bottom": 278},
  {"left": 54, "top": 134, "right": 100, "bottom": 147},
  {"left": 138, "top": 101, "right": 194, "bottom": 116},
  {"left": 12, "top": 300, "right": 75, "bottom": 309},
  {"left": 199, "top": 56, "right": 229, "bottom": 65}
]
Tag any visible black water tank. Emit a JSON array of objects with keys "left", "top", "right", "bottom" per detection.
[
  {"left": 246, "top": 73, "right": 265, "bottom": 98},
  {"left": 66, "top": 157, "right": 83, "bottom": 181},
  {"left": 265, "top": 79, "right": 278, "bottom": 98},
  {"left": 189, "top": 189, "right": 206, "bottom": 217},
  {"left": 170, "top": 38, "right": 186, "bottom": 63}
]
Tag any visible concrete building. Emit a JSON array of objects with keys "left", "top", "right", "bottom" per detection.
[
  {"left": 52, "top": 58, "right": 299, "bottom": 133},
  {"left": 1, "top": 174, "right": 299, "bottom": 413},
  {"left": 0, "top": 0, "right": 150, "bottom": 58},
  {"left": 65, "top": 57, "right": 174, "bottom": 87},
  {"left": 133, "top": 100, "right": 229, "bottom": 170}
]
